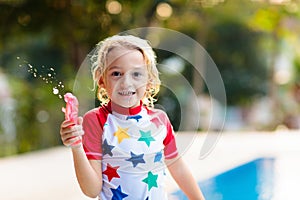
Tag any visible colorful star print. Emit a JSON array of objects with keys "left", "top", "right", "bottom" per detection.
[
  {"left": 114, "top": 126, "right": 130, "bottom": 143},
  {"left": 82, "top": 102, "right": 179, "bottom": 199},
  {"left": 142, "top": 171, "right": 158, "bottom": 191},
  {"left": 102, "top": 139, "right": 115, "bottom": 157},
  {"left": 138, "top": 130, "right": 155, "bottom": 147},
  {"left": 103, "top": 163, "right": 120, "bottom": 182},
  {"left": 111, "top": 185, "right": 128, "bottom": 200},
  {"left": 126, "top": 151, "right": 145, "bottom": 167},
  {"left": 154, "top": 151, "right": 163, "bottom": 163}
]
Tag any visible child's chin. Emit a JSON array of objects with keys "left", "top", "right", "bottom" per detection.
[
  {"left": 120, "top": 102, "right": 137, "bottom": 108},
  {"left": 114, "top": 100, "right": 137, "bottom": 108},
  {"left": 114, "top": 97, "right": 138, "bottom": 107}
]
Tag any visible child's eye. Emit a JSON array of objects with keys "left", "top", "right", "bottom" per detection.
[
  {"left": 111, "top": 71, "right": 122, "bottom": 77},
  {"left": 133, "top": 72, "right": 143, "bottom": 77},
  {"left": 133, "top": 72, "right": 141, "bottom": 77}
]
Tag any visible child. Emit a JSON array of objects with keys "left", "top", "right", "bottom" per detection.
[{"left": 60, "top": 35, "right": 205, "bottom": 200}]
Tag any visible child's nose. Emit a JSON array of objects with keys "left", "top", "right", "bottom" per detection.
[{"left": 120, "top": 74, "right": 133, "bottom": 88}]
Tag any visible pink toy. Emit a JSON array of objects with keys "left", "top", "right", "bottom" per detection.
[
  {"left": 62, "top": 92, "right": 82, "bottom": 146},
  {"left": 62, "top": 92, "right": 79, "bottom": 122}
]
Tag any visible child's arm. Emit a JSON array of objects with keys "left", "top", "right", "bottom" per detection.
[
  {"left": 60, "top": 118, "right": 103, "bottom": 198},
  {"left": 71, "top": 146, "right": 102, "bottom": 198},
  {"left": 166, "top": 156, "right": 205, "bottom": 200}
]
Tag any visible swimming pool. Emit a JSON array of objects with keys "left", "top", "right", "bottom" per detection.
[{"left": 173, "top": 158, "right": 275, "bottom": 200}]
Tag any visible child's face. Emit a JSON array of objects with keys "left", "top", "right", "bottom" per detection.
[{"left": 103, "top": 48, "right": 148, "bottom": 108}]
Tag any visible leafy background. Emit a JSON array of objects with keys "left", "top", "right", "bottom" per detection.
[{"left": 1, "top": 0, "right": 300, "bottom": 156}]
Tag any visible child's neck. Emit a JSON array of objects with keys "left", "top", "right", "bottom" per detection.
[{"left": 108, "top": 101, "right": 142, "bottom": 116}]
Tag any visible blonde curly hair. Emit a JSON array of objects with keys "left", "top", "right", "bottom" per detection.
[{"left": 91, "top": 35, "right": 161, "bottom": 108}]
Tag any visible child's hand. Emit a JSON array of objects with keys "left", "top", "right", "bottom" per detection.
[{"left": 60, "top": 117, "right": 84, "bottom": 148}]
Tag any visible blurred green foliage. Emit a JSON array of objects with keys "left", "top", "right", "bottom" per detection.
[
  {"left": 206, "top": 20, "right": 268, "bottom": 105},
  {"left": 1, "top": 0, "right": 300, "bottom": 156}
]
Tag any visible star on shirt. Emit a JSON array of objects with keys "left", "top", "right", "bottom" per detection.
[
  {"left": 138, "top": 130, "right": 155, "bottom": 147},
  {"left": 102, "top": 139, "right": 115, "bottom": 157},
  {"left": 154, "top": 151, "right": 163, "bottom": 163},
  {"left": 142, "top": 171, "right": 158, "bottom": 191},
  {"left": 126, "top": 151, "right": 145, "bottom": 167},
  {"left": 126, "top": 115, "right": 142, "bottom": 122},
  {"left": 111, "top": 185, "right": 128, "bottom": 200},
  {"left": 114, "top": 126, "right": 130, "bottom": 143},
  {"left": 103, "top": 163, "right": 120, "bottom": 182}
]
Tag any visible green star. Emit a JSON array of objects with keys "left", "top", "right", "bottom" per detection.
[
  {"left": 142, "top": 171, "right": 158, "bottom": 191},
  {"left": 138, "top": 130, "right": 155, "bottom": 147}
]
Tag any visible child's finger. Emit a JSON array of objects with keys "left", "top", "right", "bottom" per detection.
[
  {"left": 77, "top": 116, "right": 83, "bottom": 125},
  {"left": 64, "top": 124, "right": 82, "bottom": 132},
  {"left": 62, "top": 131, "right": 81, "bottom": 143},
  {"left": 60, "top": 119, "right": 84, "bottom": 147},
  {"left": 61, "top": 126, "right": 84, "bottom": 139},
  {"left": 64, "top": 136, "right": 82, "bottom": 147},
  {"left": 61, "top": 120, "right": 76, "bottom": 128},
  {"left": 72, "top": 126, "right": 84, "bottom": 136}
]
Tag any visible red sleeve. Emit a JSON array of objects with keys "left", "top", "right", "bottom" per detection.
[
  {"left": 82, "top": 107, "right": 108, "bottom": 160},
  {"left": 163, "top": 120, "right": 178, "bottom": 159},
  {"left": 159, "top": 111, "right": 178, "bottom": 159}
]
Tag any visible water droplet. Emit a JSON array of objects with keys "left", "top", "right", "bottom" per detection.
[
  {"left": 18, "top": 60, "right": 65, "bottom": 101},
  {"left": 53, "top": 88, "right": 59, "bottom": 95}
]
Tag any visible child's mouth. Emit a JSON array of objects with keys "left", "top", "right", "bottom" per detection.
[{"left": 118, "top": 91, "right": 136, "bottom": 96}]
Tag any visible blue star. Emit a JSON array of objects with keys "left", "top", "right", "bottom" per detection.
[
  {"left": 102, "top": 139, "right": 115, "bottom": 157},
  {"left": 111, "top": 185, "right": 128, "bottom": 200},
  {"left": 126, "top": 115, "right": 142, "bottom": 122},
  {"left": 154, "top": 151, "right": 163, "bottom": 163},
  {"left": 126, "top": 151, "right": 145, "bottom": 167}
]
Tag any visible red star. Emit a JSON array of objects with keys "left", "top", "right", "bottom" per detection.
[
  {"left": 151, "top": 117, "right": 162, "bottom": 128},
  {"left": 103, "top": 163, "right": 120, "bottom": 182}
]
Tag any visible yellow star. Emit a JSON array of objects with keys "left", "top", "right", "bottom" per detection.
[{"left": 114, "top": 126, "right": 130, "bottom": 143}]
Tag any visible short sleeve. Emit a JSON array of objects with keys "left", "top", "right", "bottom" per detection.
[
  {"left": 163, "top": 117, "right": 178, "bottom": 159},
  {"left": 82, "top": 108, "right": 107, "bottom": 160},
  {"left": 151, "top": 110, "right": 178, "bottom": 159}
]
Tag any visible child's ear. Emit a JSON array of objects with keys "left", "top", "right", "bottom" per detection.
[{"left": 98, "top": 77, "right": 105, "bottom": 87}]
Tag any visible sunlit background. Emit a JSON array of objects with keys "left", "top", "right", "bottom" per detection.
[{"left": 1, "top": 0, "right": 300, "bottom": 199}]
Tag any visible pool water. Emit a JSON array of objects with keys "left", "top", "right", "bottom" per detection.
[{"left": 173, "top": 158, "right": 275, "bottom": 200}]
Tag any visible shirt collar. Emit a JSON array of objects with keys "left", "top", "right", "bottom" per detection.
[{"left": 107, "top": 101, "right": 142, "bottom": 116}]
